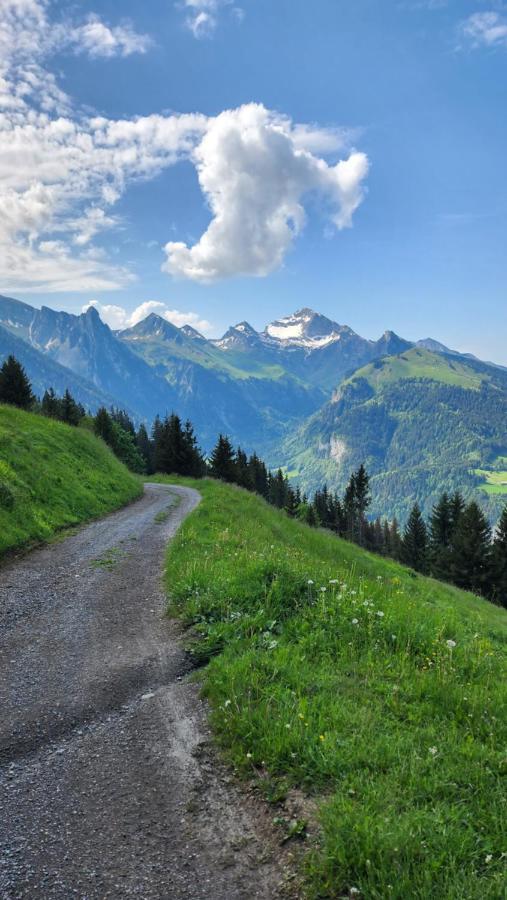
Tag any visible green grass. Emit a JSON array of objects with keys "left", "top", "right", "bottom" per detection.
[
  {"left": 0, "top": 404, "right": 142, "bottom": 556},
  {"left": 160, "top": 476, "right": 507, "bottom": 899},
  {"left": 475, "top": 469, "right": 507, "bottom": 496},
  {"left": 346, "top": 348, "right": 485, "bottom": 392}
]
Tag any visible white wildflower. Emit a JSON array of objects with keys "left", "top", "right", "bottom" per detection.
[
  {"left": 429, "top": 746, "right": 438, "bottom": 756},
  {"left": 308, "top": 579, "right": 314, "bottom": 585},
  {"left": 224, "top": 699, "right": 231, "bottom": 708},
  {"left": 485, "top": 854, "right": 493, "bottom": 864},
  {"left": 352, "top": 618, "right": 359, "bottom": 625},
  {"left": 376, "top": 611, "right": 385, "bottom": 617},
  {"left": 446, "top": 639, "right": 457, "bottom": 649}
]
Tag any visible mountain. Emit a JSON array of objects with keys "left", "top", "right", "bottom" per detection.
[
  {"left": 212, "top": 308, "right": 413, "bottom": 391},
  {"left": 119, "top": 313, "right": 325, "bottom": 450},
  {"left": 280, "top": 347, "right": 507, "bottom": 522},
  {"left": 0, "top": 323, "right": 118, "bottom": 412},
  {"left": 1, "top": 294, "right": 505, "bottom": 519}
]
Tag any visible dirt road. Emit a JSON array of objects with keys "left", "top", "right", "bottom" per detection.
[{"left": 0, "top": 484, "right": 283, "bottom": 899}]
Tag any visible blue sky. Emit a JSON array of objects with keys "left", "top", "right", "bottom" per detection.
[{"left": 1, "top": 0, "right": 506, "bottom": 362}]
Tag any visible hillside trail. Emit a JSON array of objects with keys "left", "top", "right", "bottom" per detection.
[{"left": 0, "top": 484, "right": 287, "bottom": 899}]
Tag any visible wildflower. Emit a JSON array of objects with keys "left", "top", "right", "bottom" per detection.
[
  {"left": 285, "top": 723, "right": 291, "bottom": 729},
  {"left": 298, "top": 713, "right": 304, "bottom": 719},
  {"left": 307, "top": 579, "right": 314, "bottom": 585},
  {"left": 446, "top": 639, "right": 457, "bottom": 649},
  {"left": 391, "top": 634, "right": 397, "bottom": 640},
  {"left": 329, "top": 579, "right": 338, "bottom": 584},
  {"left": 352, "top": 618, "right": 359, "bottom": 625},
  {"left": 320, "top": 586, "right": 327, "bottom": 593},
  {"left": 246, "top": 752, "right": 253, "bottom": 759},
  {"left": 429, "top": 747, "right": 438, "bottom": 756},
  {"left": 319, "top": 734, "right": 325, "bottom": 741},
  {"left": 376, "top": 611, "right": 385, "bottom": 617},
  {"left": 224, "top": 699, "right": 231, "bottom": 708},
  {"left": 485, "top": 854, "right": 493, "bottom": 864},
  {"left": 350, "top": 889, "right": 360, "bottom": 896}
]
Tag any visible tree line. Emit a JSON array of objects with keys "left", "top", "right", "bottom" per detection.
[{"left": 1, "top": 354, "right": 506, "bottom": 607}]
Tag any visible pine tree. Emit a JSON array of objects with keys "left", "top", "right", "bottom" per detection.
[
  {"left": 181, "top": 420, "right": 205, "bottom": 477},
  {"left": 491, "top": 506, "right": 507, "bottom": 608},
  {"left": 429, "top": 492, "right": 453, "bottom": 581},
  {"left": 61, "top": 389, "right": 81, "bottom": 426},
  {"left": 450, "top": 501, "right": 492, "bottom": 596},
  {"left": 401, "top": 504, "right": 429, "bottom": 573},
  {"left": 0, "top": 355, "right": 34, "bottom": 409},
  {"left": 94, "top": 407, "right": 114, "bottom": 445},
  {"left": 354, "top": 464, "right": 371, "bottom": 545},
  {"left": 136, "top": 423, "right": 153, "bottom": 474},
  {"left": 449, "top": 491, "right": 465, "bottom": 533},
  {"left": 41, "top": 387, "right": 59, "bottom": 418},
  {"left": 390, "top": 518, "right": 403, "bottom": 561},
  {"left": 235, "top": 447, "right": 253, "bottom": 489},
  {"left": 209, "top": 434, "right": 236, "bottom": 482}
]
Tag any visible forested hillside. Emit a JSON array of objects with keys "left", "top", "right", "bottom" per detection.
[
  {"left": 282, "top": 348, "right": 507, "bottom": 522},
  {"left": 0, "top": 405, "right": 141, "bottom": 555}
]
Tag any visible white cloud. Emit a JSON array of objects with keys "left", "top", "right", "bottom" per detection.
[
  {"left": 83, "top": 300, "right": 213, "bottom": 335},
  {"left": 460, "top": 12, "right": 507, "bottom": 48},
  {"left": 163, "top": 104, "right": 369, "bottom": 282},
  {"left": 182, "top": 0, "right": 243, "bottom": 39},
  {"left": 0, "top": 1, "right": 369, "bottom": 292},
  {"left": 71, "top": 15, "right": 152, "bottom": 58}
]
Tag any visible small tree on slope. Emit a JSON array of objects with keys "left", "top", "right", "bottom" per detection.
[
  {"left": 450, "top": 501, "right": 492, "bottom": 596},
  {"left": 209, "top": 434, "right": 236, "bottom": 483},
  {"left": 401, "top": 503, "right": 429, "bottom": 573},
  {"left": 0, "top": 355, "right": 34, "bottom": 410}
]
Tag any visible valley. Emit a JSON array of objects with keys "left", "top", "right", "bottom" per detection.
[{"left": 1, "top": 295, "right": 506, "bottom": 522}]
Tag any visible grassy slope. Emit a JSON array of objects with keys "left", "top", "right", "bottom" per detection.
[
  {"left": 0, "top": 405, "right": 142, "bottom": 556},
  {"left": 344, "top": 348, "right": 486, "bottom": 392},
  {"left": 160, "top": 477, "right": 506, "bottom": 899}
]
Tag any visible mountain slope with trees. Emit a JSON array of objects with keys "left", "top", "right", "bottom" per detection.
[
  {"left": 0, "top": 402, "right": 141, "bottom": 556},
  {"left": 282, "top": 348, "right": 507, "bottom": 522}
]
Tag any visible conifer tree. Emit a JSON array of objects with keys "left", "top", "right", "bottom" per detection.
[
  {"left": 491, "top": 506, "right": 507, "bottom": 608},
  {"left": 401, "top": 504, "right": 429, "bottom": 573},
  {"left": 429, "top": 492, "right": 453, "bottom": 580},
  {"left": 449, "top": 491, "right": 465, "bottom": 533},
  {"left": 136, "top": 423, "right": 153, "bottom": 474},
  {"left": 182, "top": 419, "right": 205, "bottom": 477},
  {"left": 0, "top": 355, "right": 34, "bottom": 409},
  {"left": 450, "top": 501, "right": 492, "bottom": 596},
  {"left": 94, "top": 407, "right": 114, "bottom": 445},
  {"left": 209, "top": 434, "right": 236, "bottom": 482},
  {"left": 41, "top": 387, "right": 59, "bottom": 418},
  {"left": 61, "top": 389, "right": 81, "bottom": 426}
]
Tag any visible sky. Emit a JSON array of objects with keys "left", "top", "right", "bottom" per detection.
[{"left": 1, "top": 0, "right": 506, "bottom": 362}]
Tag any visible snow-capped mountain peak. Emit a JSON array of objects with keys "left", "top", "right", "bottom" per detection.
[{"left": 263, "top": 308, "right": 348, "bottom": 349}]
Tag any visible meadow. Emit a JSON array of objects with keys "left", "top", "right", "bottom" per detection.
[
  {"left": 0, "top": 405, "right": 141, "bottom": 556},
  {"left": 161, "top": 476, "right": 507, "bottom": 899}
]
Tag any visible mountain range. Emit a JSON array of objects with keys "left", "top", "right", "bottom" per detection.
[{"left": 1, "top": 294, "right": 506, "bottom": 521}]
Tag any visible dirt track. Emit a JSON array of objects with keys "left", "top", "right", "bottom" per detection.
[{"left": 0, "top": 484, "right": 284, "bottom": 899}]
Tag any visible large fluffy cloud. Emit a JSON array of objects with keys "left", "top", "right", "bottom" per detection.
[
  {"left": 163, "top": 105, "right": 369, "bottom": 282},
  {"left": 0, "top": 0, "right": 369, "bottom": 292},
  {"left": 83, "top": 300, "right": 213, "bottom": 335}
]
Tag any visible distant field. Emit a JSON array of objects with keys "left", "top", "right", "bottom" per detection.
[
  {"left": 475, "top": 469, "right": 507, "bottom": 495},
  {"left": 160, "top": 475, "right": 507, "bottom": 900},
  {"left": 353, "top": 348, "right": 485, "bottom": 392}
]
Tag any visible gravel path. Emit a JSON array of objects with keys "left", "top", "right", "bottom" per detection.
[{"left": 0, "top": 484, "right": 284, "bottom": 899}]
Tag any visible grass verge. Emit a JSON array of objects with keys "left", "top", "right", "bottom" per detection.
[
  {"left": 160, "top": 476, "right": 507, "bottom": 899},
  {"left": 0, "top": 404, "right": 142, "bottom": 557}
]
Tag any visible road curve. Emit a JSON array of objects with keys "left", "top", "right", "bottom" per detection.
[{"left": 0, "top": 484, "right": 282, "bottom": 899}]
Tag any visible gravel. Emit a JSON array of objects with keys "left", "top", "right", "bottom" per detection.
[{"left": 0, "top": 484, "right": 285, "bottom": 899}]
